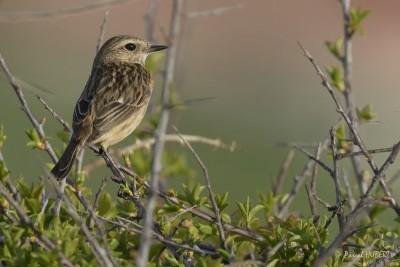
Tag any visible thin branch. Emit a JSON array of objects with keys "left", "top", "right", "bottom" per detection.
[
  {"left": 186, "top": 3, "right": 245, "bottom": 18},
  {"left": 293, "top": 145, "right": 334, "bottom": 177},
  {"left": 37, "top": 95, "right": 71, "bottom": 131},
  {"left": 0, "top": 55, "right": 58, "bottom": 163},
  {"left": 0, "top": 150, "right": 19, "bottom": 201},
  {"left": 144, "top": 0, "right": 159, "bottom": 42},
  {"left": 99, "top": 215, "right": 220, "bottom": 257},
  {"left": 138, "top": 0, "right": 184, "bottom": 265},
  {"left": 96, "top": 10, "right": 109, "bottom": 53},
  {"left": 337, "top": 146, "right": 392, "bottom": 159},
  {"left": 83, "top": 134, "right": 236, "bottom": 174},
  {"left": 0, "top": 0, "right": 138, "bottom": 22},
  {"left": 306, "top": 142, "right": 322, "bottom": 226},
  {"left": 330, "top": 127, "right": 346, "bottom": 233},
  {"left": 165, "top": 205, "right": 197, "bottom": 224},
  {"left": 298, "top": 43, "right": 400, "bottom": 215},
  {"left": 173, "top": 125, "right": 227, "bottom": 249},
  {"left": 342, "top": 170, "right": 355, "bottom": 211},
  {"left": 312, "top": 142, "right": 400, "bottom": 266},
  {"left": 278, "top": 157, "right": 314, "bottom": 219},
  {"left": 273, "top": 149, "right": 295, "bottom": 196}
]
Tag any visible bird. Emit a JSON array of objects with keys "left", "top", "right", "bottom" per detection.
[{"left": 51, "top": 35, "right": 168, "bottom": 180}]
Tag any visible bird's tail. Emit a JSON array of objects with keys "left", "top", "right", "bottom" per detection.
[{"left": 51, "top": 139, "right": 82, "bottom": 180}]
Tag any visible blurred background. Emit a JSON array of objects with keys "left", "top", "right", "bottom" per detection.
[{"left": 1, "top": 0, "right": 400, "bottom": 217}]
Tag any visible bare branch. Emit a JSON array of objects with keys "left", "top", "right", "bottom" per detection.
[
  {"left": 84, "top": 133, "right": 236, "bottom": 174},
  {"left": 273, "top": 149, "right": 295, "bottom": 196},
  {"left": 186, "top": 3, "right": 245, "bottom": 18},
  {"left": 96, "top": 10, "right": 110, "bottom": 53},
  {"left": 0, "top": 0, "right": 138, "bottom": 22},
  {"left": 298, "top": 43, "right": 400, "bottom": 215},
  {"left": 173, "top": 125, "right": 227, "bottom": 249},
  {"left": 138, "top": 1, "right": 184, "bottom": 265}
]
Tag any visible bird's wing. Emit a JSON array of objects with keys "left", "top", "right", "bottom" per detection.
[{"left": 92, "top": 64, "right": 151, "bottom": 137}]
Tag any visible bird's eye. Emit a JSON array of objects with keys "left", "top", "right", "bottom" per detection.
[{"left": 125, "top": 43, "right": 136, "bottom": 51}]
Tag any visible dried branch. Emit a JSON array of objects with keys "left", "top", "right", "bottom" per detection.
[
  {"left": 329, "top": 128, "right": 345, "bottom": 232},
  {"left": 293, "top": 145, "right": 334, "bottom": 176},
  {"left": 0, "top": 150, "right": 19, "bottom": 201},
  {"left": 298, "top": 43, "right": 400, "bottom": 215},
  {"left": 96, "top": 10, "right": 109, "bottom": 53},
  {"left": 0, "top": 0, "right": 138, "bottom": 22},
  {"left": 173, "top": 126, "right": 227, "bottom": 249},
  {"left": 273, "top": 149, "right": 295, "bottom": 196},
  {"left": 83, "top": 134, "right": 236, "bottom": 174},
  {"left": 186, "top": 3, "right": 244, "bottom": 18},
  {"left": 0, "top": 55, "right": 58, "bottom": 163},
  {"left": 338, "top": 0, "right": 367, "bottom": 195},
  {"left": 138, "top": 1, "right": 184, "bottom": 265}
]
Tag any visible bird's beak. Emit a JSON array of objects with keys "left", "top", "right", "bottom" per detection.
[{"left": 148, "top": 44, "right": 168, "bottom": 53}]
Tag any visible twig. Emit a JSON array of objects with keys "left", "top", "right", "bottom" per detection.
[
  {"left": 278, "top": 157, "right": 314, "bottom": 219},
  {"left": 0, "top": 55, "right": 58, "bottom": 163},
  {"left": 138, "top": 1, "right": 184, "bottom": 265},
  {"left": 305, "top": 143, "right": 322, "bottom": 226},
  {"left": 293, "top": 145, "right": 334, "bottom": 177},
  {"left": 83, "top": 134, "right": 236, "bottom": 174},
  {"left": 0, "top": 150, "right": 19, "bottom": 201},
  {"left": 165, "top": 205, "right": 197, "bottom": 224},
  {"left": 312, "top": 142, "right": 400, "bottom": 266},
  {"left": 99, "top": 215, "right": 220, "bottom": 257},
  {"left": 173, "top": 125, "right": 227, "bottom": 250},
  {"left": 37, "top": 95, "right": 71, "bottom": 131},
  {"left": 273, "top": 149, "right": 295, "bottom": 196},
  {"left": 186, "top": 3, "right": 245, "bottom": 18},
  {"left": 342, "top": 170, "right": 355, "bottom": 211},
  {"left": 0, "top": 0, "right": 138, "bottom": 22},
  {"left": 337, "top": 146, "right": 392, "bottom": 159},
  {"left": 96, "top": 10, "right": 109, "bottom": 53},
  {"left": 144, "top": 0, "right": 159, "bottom": 42},
  {"left": 298, "top": 43, "right": 400, "bottom": 215},
  {"left": 339, "top": 0, "right": 367, "bottom": 195},
  {"left": 329, "top": 128, "right": 345, "bottom": 232}
]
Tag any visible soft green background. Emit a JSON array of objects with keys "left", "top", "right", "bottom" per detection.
[{"left": 1, "top": 0, "right": 400, "bottom": 216}]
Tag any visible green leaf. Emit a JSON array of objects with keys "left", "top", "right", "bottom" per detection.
[
  {"left": 0, "top": 125, "right": 6, "bottom": 149},
  {"left": 56, "top": 131, "right": 70, "bottom": 143},
  {"left": 326, "top": 65, "right": 345, "bottom": 92},
  {"left": 356, "top": 104, "right": 376, "bottom": 123},
  {"left": 198, "top": 224, "right": 213, "bottom": 235},
  {"left": 97, "top": 193, "right": 117, "bottom": 219},
  {"left": 266, "top": 259, "right": 279, "bottom": 267},
  {"left": 348, "top": 7, "right": 371, "bottom": 36},
  {"left": 216, "top": 248, "right": 231, "bottom": 261},
  {"left": 25, "top": 128, "right": 46, "bottom": 150},
  {"left": 237, "top": 202, "right": 247, "bottom": 220},
  {"left": 325, "top": 37, "right": 344, "bottom": 60},
  {"left": 249, "top": 205, "right": 264, "bottom": 221}
]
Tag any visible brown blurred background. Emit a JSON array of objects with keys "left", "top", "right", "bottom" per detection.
[{"left": 1, "top": 0, "right": 400, "bottom": 213}]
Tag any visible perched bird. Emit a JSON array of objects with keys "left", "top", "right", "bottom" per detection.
[{"left": 51, "top": 35, "right": 167, "bottom": 179}]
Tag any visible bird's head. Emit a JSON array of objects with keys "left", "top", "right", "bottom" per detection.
[{"left": 95, "top": 35, "right": 168, "bottom": 66}]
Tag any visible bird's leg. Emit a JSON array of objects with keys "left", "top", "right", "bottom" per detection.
[{"left": 99, "top": 146, "right": 126, "bottom": 183}]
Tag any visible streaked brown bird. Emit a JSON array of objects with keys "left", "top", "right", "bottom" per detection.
[{"left": 51, "top": 35, "right": 167, "bottom": 179}]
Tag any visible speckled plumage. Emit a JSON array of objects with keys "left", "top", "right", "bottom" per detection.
[{"left": 51, "top": 35, "right": 167, "bottom": 179}]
